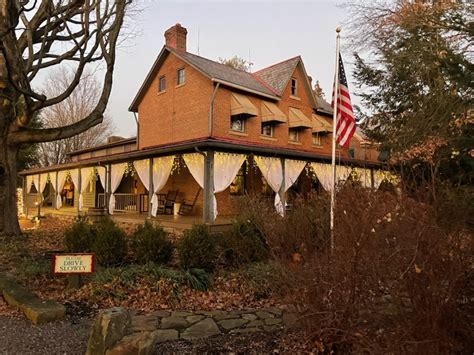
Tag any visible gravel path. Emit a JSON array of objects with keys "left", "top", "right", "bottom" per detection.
[{"left": 0, "top": 315, "right": 92, "bottom": 355}]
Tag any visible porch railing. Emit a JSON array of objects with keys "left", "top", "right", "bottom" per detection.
[{"left": 98, "top": 193, "right": 148, "bottom": 213}]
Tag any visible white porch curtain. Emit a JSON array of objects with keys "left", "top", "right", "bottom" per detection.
[
  {"left": 97, "top": 167, "right": 107, "bottom": 190},
  {"left": 70, "top": 169, "right": 79, "bottom": 199},
  {"left": 310, "top": 163, "right": 333, "bottom": 192},
  {"left": 79, "top": 167, "right": 94, "bottom": 211},
  {"left": 183, "top": 153, "right": 245, "bottom": 220},
  {"left": 151, "top": 156, "right": 174, "bottom": 217},
  {"left": 373, "top": 170, "right": 385, "bottom": 190},
  {"left": 336, "top": 165, "right": 353, "bottom": 183},
  {"left": 133, "top": 157, "right": 174, "bottom": 217},
  {"left": 109, "top": 163, "right": 127, "bottom": 214},
  {"left": 213, "top": 152, "right": 246, "bottom": 219},
  {"left": 26, "top": 175, "right": 34, "bottom": 193},
  {"left": 55, "top": 171, "right": 68, "bottom": 209},
  {"left": 254, "top": 156, "right": 284, "bottom": 214},
  {"left": 32, "top": 175, "right": 39, "bottom": 193}
]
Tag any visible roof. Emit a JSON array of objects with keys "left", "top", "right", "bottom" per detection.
[
  {"left": 253, "top": 56, "right": 300, "bottom": 96},
  {"left": 129, "top": 47, "right": 280, "bottom": 112},
  {"left": 315, "top": 96, "right": 333, "bottom": 116},
  {"left": 66, "top": 137, "right": 137, "bottom": 157}
]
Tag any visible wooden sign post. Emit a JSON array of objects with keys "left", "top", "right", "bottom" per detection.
[{"left": 52, "top": 254, "right": 95, "bottom": 289}]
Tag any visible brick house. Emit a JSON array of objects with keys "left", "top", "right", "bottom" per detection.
[{"left": 20, "top": 24, "right": 384, "bottom": 227}]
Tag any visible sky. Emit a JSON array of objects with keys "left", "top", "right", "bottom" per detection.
[{"left": 108, "top": 0, "right": 356, "bottom": 137}]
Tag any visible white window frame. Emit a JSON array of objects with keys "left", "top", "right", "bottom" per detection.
[
  {"left": 158, "top": 75, "right": 166, "bottom": 92},
  {"left": 177, "top": 68, "right": 185, "bottom": 85},
  {"left": 290, "top": 78, "right": 297, "bottom": 96},
  {"left": 289, "top": 128, "right": 299, "bottom": 142},
  {"left": 230, "top": 116, "right": 245, "bottom": 132},
  {"left": 312, "top": 132, "right": 322, "bottom": 146},
  {"left": 261, "top": 122, "right": 274, "bottom": 137}
]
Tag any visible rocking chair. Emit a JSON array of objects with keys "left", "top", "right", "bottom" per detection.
[
  {"left": 179, "top": 188, "right": 201, "bottom": 215},
  {"left": 157, "top": 189, "right": 179, "bottom": 215}
]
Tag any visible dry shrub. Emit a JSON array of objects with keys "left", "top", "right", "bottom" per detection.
[{"left": 239, "top": 187, "right": 473, "bottom": 353}]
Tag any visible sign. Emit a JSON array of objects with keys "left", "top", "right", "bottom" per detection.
[{"left": 52, "top": 254, "right": 95, "bottom": 274}]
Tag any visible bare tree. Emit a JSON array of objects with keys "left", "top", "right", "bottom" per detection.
[
  {"left": 0, "top": 0, "right": 129, "bottom": 235},
  {"left": 38, "top": 68, "right": 115, "bottom": 166}
]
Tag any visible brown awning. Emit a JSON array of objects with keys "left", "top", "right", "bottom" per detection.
[
  {"left": 312, "top": 113, "right": 333, "bottom": 133},
  {"left": 231, "top": 93, "right": 258, "bottom": 116},
  {"left": 261, "top": 101, "right": 287, "bottom": 123},
  {"left": 288, "top": 107, "right": 312, "bottom": 128}
]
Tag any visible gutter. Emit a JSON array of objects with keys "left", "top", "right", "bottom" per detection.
[{"left": 211, "top": 78, "right": 280, "bottom": 101}]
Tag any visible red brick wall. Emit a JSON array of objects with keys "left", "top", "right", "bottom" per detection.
[{"left": 138, "top": 54, "right": 213, "bottom": 149}]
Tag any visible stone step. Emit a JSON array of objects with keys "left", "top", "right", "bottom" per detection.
[{"left": 0, "top": 272, "right": 66, "bottom": 324}]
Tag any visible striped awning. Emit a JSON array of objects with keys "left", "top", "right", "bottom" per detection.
[
  {"left": 288, "top": 107, "right": 312, "bottom": 128},
  {"left": 231, "top": 93, "right": 258, "bottom": 116},
  {"left": 261, "top": 101, "right": 287, "bottom": 123},
  {"left": 312, "top": 113, "right": 333, "bottom": 133}
]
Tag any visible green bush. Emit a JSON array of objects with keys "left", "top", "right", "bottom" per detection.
[
  {"left": 130, "top": 222, "right": 173, "bottom": 265},
  {"left": 92, "top": 218, "right": 128, "bottom": 267},
  {"left": 178, "top": 224, "right": 217, "bottom": 272},
  {"left": 218, "top": 219, "right": 268, "bottom": 267},
  {"left": 64, "top": 217, "right": 95, "bottom": 252}
]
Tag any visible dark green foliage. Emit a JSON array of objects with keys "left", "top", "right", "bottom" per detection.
[
  {"left": 178, "top": 224, "right": 217, "bottom": 272},
  {"left": 184, "top": 268, "right": 212, "bottom": 291},
  {"left": 130, "top": 222, "right": 173, "bottom": 265},
  {"left": 64, "top": 217, "right": 95, "bottom": 253},
  {"left": 92, "top": 218, "right": 128, "bottom": 267},
  {"left": 218, "top": 219, "right": 268, "bottom": 267}
]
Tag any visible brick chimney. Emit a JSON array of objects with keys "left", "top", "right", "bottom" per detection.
[{"left": 164, "top": 23, "right": 187, "bottom": 52}]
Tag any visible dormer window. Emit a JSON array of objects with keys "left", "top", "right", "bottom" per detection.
[
  {"left": 177, "top": 68, "right": 185, "bottom": 85},
  {"left": 230, "top": 115, "right": 245, "bottom": 132},
  {"left": 158, "top": 75, "right": 166, "bottom": 92},
  {"left": 290, "top": 78, "right": 297, "bottom": 96}
]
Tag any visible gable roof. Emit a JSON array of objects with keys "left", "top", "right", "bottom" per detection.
[
  {"left": 129, "top": 46, "right": 279, "bottom": 112},
  {"left": 253, "top": 56, "right": 300, "bottom": 96}
]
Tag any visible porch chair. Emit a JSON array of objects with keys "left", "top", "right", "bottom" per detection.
[
  {"left": 179, "top": 188, "right": 201, "bottom": 215},
  {"left": 157, "top": 189, "right": 179, "bottom": 215}
]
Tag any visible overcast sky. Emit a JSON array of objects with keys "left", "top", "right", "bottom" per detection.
[{"left": 109, "top": 0, "right": 356, "bottom": 137}]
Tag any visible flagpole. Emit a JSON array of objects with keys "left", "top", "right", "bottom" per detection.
[{"left": 330, "top": 27, "right": 341, "bottom": 252}]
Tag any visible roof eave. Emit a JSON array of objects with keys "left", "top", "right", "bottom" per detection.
[{"left": 211, "top": 78, "right": 280, "bottom": 101}]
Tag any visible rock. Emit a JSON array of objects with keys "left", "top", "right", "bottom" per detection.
[
  {"left": 131, "top": 315, "right": 159, "bottom": 332},
  {"left": 218, "top": 318, "right": 248, "bottom": 330},
  {"left": 106, "top": 332, "right": 154, "bottom": 355},
  {"left": 150, "top": 310, "right": 170, "bottom": 318},
  {"left": 263, "top": 325, "right": 281, "bottom": 332},
  {"left": 199, "top": 310, "right": 226, "bottom": 317},
  {"left": 242, "top": 313, "right": 258, "bottom": 321},
  {"left": 255, "top": 311, "right": 273, "bottom": 320},
  {"left": 2, "top": 283, "right": 65, "bottom": 324},
  {"left": 150, "top": 329, "right": 179, "bottom": 343},
  {"left": 265, "top": 307, "right": 283, "bottom": 316},
  {"left": 264, "top": 318, "right": 282, "bottom": 326},
  {"left": 161, "top": 316, "right": 188, "bottom": 330},
  {"left": 213, "top": 313, "right": 240, "bottom": 321},
  {"left": 186, "top": 315, "right": 205, "bottom": 324},
  {"left": 230, "top": 327, "right": 260, "bottom": 334},
  {"left": 171, "top": 311, "right": 193, "bottom": 317},
  {"left": 86, "top": 307, "right": 132, "bottom": 355},
  {"left": 246, "top": 320, "right": 264, "bottom": 328},
  {"left": 180, "top": 318, "right": 221, "bottom": 340}
]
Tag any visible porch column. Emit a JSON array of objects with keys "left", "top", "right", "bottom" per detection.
[
  {"left": 22, "top": 175, "right": 26, "bottom": 216},
  {"left": 203, "top": 150, "right": 215, "bottom": 224},
  {"left": 37, "top": 174, "right": 41, "bottom": 218},
  {"left": 370, "top": 167, "right": 375, "bottom": 189},
  {"left": 278, "top": 158, "right": 286, "bottom": 217},
  {"left": 54, "top": 172, "right": 58, "bottom": 209},
  {"left": 106, "top": 164, "right": 112, "bottom": 215},
  {"left": 77, "top": 168, "right": 82, "bottom": 215},
  {"left": 148, "top": 158, "right": 154, "bottom": 217}
]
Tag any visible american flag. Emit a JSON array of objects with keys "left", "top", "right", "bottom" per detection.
[{"left": 331, "top": 54, "right": 356, "bottom": 147}]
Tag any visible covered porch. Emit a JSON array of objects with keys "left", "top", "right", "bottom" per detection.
[{"left": 20, "top": 139, "right": 395, "bottom": 231}]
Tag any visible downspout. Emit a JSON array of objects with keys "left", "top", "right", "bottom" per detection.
[
  {"left": 133, "top": 112, "right": 139, "bottom": 148},
  {"left": 208, "top": 82, "right": 220, "bottom": 137}
]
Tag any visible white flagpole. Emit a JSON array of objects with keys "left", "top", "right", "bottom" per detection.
[{"left": 330, "top": 27, "right": 341, "bottom": 252}]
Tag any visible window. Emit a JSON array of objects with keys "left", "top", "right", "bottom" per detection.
[
  {"left": 289, "top": 129, "right": 299, "bottom": 142},
  {"left": 349, "top": 148, "right": 355, "bottom": 158},
  {"left": 312, "top": 133, "right": 322, "bottom": 146},
  {"left": 290, "top": 78, "right": 297, "bottom": 96},
  {"left": 158, "top": 75, "right": 166, "bottom": 92},
  {"left": 261, "top": 122, "right": 274, "bottom": 137},
  {"left": 177, "top": 68, "right": 185, "bottom": 85},
  {"left": 230, "top": 115, "right": 245, "bottom": 132}
]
